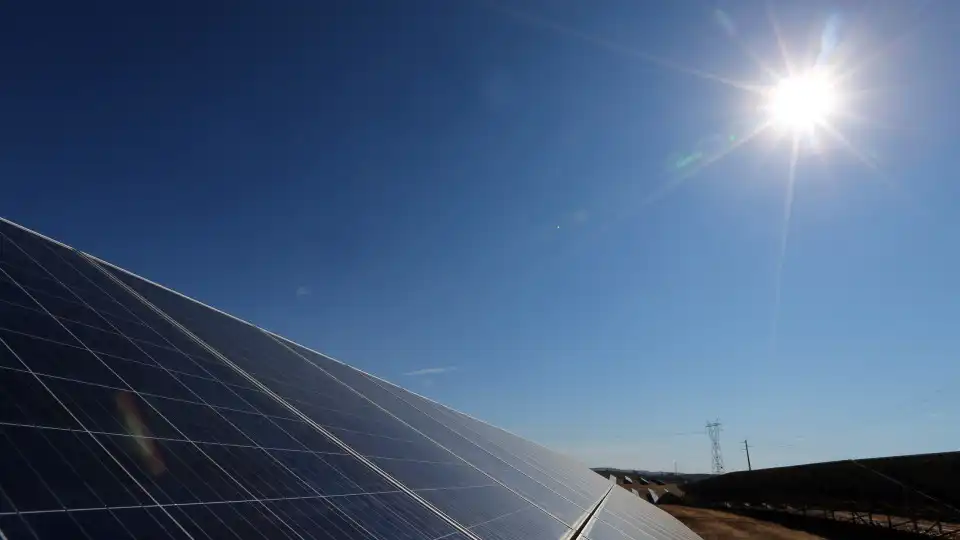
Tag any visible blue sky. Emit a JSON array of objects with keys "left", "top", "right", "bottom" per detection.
[{"left": 3, "top": 0, "right": 959, "bottom": 472}]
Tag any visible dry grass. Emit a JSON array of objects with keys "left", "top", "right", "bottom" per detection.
[{"left": 660, "top": 505, "right": 827, "bottom": 540}]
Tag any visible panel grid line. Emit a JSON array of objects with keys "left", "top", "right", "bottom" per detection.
[
  {"left": 58, "top": 230, "right": 588, "bottom": 479},
  {"left": 22, "top": 242, "right": 437, "bottom": 540},
  {"left": 0, "top": 271, "right": 151, "bottom": 329},
  {"left": 0, "top": 326, "right": 258, "bottom": 392},
  {"left": 0, "top": 489, "right": 421, "bottom": 516},
  {"left": 2, "top": 271, "right": 310, "bottom": 540},
  {"left": 0, "top": 351, "right": 422, "bottom": 445},
  {"left": 0, "top": 233, "right": 370, "bottom": 540},
  {"left": 0, "top": 418, "right": 342, "bottom": 456},
  {"left": 80, "top": 230, "right": 581, "bottom": 534},
  {"left": 0, "top": 294, "right": 234, "bottom": 376},
  {"left": 1, "top": 217, "right": 700, "bottom": 540},
  {"left": 269, "top": 330, "right": 611, "bottom": 494},
  {"left": 414, "top": 398, "right": 604, "bottom": 501},
  {"left": 239, "top": 370, "right": 424, "bottom": 427},
  {"left": 599, "top": 490, "right": 700, "bottom": 540},
  {"left": 0, "top": 425, "right": 158, "bottom": 540},
  {"left": 77, "top": 252, "right": 480, "bottom": 540},
  {"left": 1, "top": 425, "right": 107, "bottom": 540},
  {"left": 275, "top": 332, "right": 612, "bottom": 502},
  {"left": 0, "top": 418, "right": 498, "bottom": 468},
  {"left": 0, "top": 320, "right": 412, "bottom": 435},
  {"left": 267, "top": 335, "right": 611, "bottom": 499},
  {"left": 81, "top": 252, "right": 487, "bottom": 540},
  {"left": 1, "top": 483, "right": 501, "bottom": 522},
  {"left": 432, "top": 506, "right": 532, "bottom": 540},
  {"left": 0, "top": 299, "right": 197, "bottom": 540},
  {"left": 61, "top": 241, "right": 499, "bottom": 453},
  {"left": 269, "top": 333, "right": 578, "bottom": 529},
  {"left": 364, "top": 370, "right": 598, "bottom": 509}
]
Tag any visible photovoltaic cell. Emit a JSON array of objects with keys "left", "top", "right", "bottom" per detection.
[{"left": 0, "top": 217, "right": 701, "bottom": 540}]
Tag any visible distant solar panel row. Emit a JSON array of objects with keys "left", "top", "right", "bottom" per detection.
[{"left": 0, "top": 218, "right": 701, "bottom": 540}]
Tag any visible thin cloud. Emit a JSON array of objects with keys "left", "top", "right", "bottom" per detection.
[
  {"left": 404, "top": 366, "right": 456, "bottom": 377},
  {"left": 295, "top": 286, "right": 312, "bottom": 297}
]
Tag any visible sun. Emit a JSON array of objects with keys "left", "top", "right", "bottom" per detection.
[{"left": 766, "top": 67, "right": 838, "bottom": 133}]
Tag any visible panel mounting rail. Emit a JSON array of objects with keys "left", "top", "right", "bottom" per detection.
[{"left": 562, "top": 484, "right": 614, "bottom": 540}]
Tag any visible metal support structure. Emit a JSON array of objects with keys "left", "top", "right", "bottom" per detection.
[
  {"left": 707, "top": 501, "right": 960, "bottom": 539},
  {"left": 706, "top": 420, "right": 725, "bottom": 474}
]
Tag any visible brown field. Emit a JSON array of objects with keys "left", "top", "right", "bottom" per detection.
[{"left": 660, "top": 505, "right": 826, "bottom": 540}]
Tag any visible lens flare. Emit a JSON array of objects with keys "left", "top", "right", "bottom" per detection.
[{"left": 116, "top": 391, "right": 166, "bottom": 476}]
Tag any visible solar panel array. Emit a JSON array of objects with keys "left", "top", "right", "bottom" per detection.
[{"left": 0, "top": 217, "right": 702, "bottom": 540}]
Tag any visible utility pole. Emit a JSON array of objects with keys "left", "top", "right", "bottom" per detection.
[
  {"left": 706, "top": 420, "right": 725, "bottom": 474},
  {"left": 743, "top": 440, "right": 752, "bottom": 471}
]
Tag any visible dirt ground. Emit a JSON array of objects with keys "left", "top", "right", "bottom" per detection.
[{"left": 660, "top": 505, "right": 827, "bottom": 540}]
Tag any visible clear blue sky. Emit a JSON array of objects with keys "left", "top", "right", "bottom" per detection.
[{"left": 3, "top": 0, "right": 958, "bottom": 473}]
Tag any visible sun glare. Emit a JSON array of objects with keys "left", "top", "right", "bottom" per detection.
[{"left": 767, "top": 68, "right": 837, "bottom": 132}]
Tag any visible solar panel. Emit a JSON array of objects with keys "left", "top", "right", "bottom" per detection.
[
  {"left": 590, "top": 487, "right": 699, "bottom": 540},
  {"left": 0, "top": 218, "right": 701, "bottom": 540}
]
